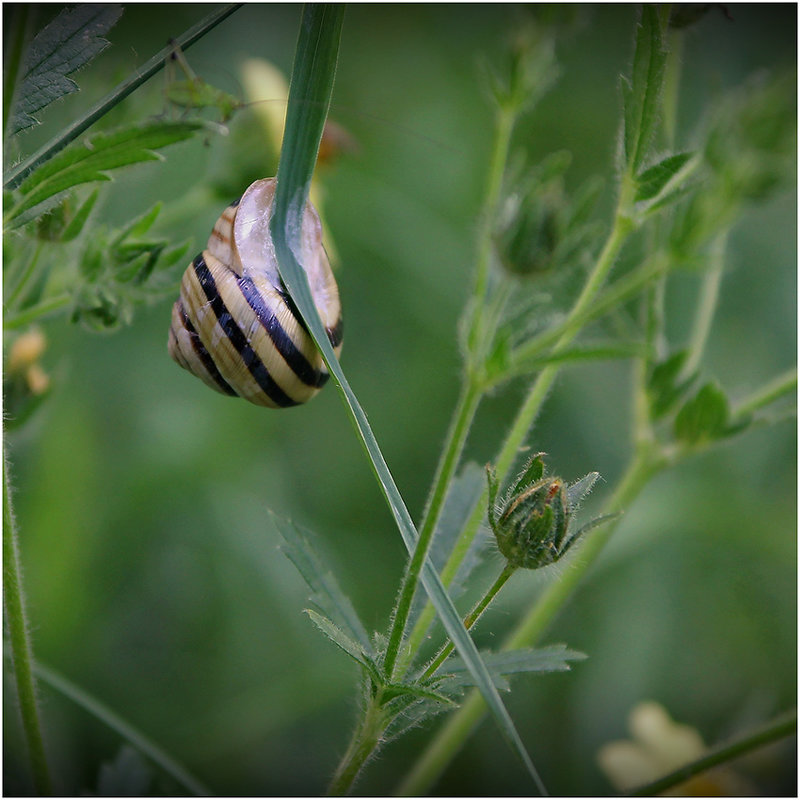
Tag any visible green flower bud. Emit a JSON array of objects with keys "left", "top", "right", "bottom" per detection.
[{"left": 487, "top": 453, "right": 608, "bottom": 570}]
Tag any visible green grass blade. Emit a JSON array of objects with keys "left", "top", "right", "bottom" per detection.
[
  {"left": 268, "top": 5, "right": 545, "bottom": 792},
  {"left": 32, "top": 662, "right": 211, "bottom": 796}
]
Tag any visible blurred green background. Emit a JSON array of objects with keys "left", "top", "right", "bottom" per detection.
[{"left": 4, "top": 4, "right": 796, "bottom": 795}]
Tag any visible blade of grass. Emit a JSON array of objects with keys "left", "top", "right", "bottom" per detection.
[
  {"left": 269, "top": 5, "right": 545, "bottom": 793},
  {"left": 4, "top": 4, "right": 242, "bottom": 190},
  {"left": 32, "top": 662, "right": 211, "bottom": 796}
]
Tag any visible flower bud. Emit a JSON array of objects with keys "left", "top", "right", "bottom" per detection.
[{"left": 487, "top": 453, "right": 606, "bottom": 570}]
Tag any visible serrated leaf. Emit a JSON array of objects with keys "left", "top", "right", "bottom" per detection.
[
  {"left": 635, "top": 152, "right": 694, "bottom": 202},
  {"left": 60, "top": 188, "right": 99, "bottom": 241},
  {"left": 623, "top": 6, "right": 668, "bottom": 172},
  {"left": 674, "top": 382, "right": 730, "bottom": 444},
  {"left": 273, "top": 513, "right": 372, "bottom": 654},
  {"left": 95, "top": 745, "right": 152, "bottom": 797},
  {"left": 7, "top": 121, "right": 201, "bottom": 225},
  {"left": 443, "top": 645, "right": 586, "bottom": 691},
  {"left": 112, "top": 202, "right": 163, "bottom": 247},
  {"left": 10, "top": 5, "right": 123, "bottom": 135},
  {"left": 305, "top": 609, "right": 380, "bottom": 682},
  {"left": 567, "top": 472, "right": 601, "bottom": 511}
]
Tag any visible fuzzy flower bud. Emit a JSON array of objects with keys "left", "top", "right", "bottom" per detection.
[{"left": 487, "top": 453, "right": 607, "bottom": 570}]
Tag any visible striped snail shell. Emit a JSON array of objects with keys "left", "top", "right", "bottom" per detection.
[{"left": 168, "top": 178, "right": 343, "bottom": 408}]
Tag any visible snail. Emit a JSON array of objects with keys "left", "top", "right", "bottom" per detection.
[{"left": 168, "top": 178, "right": 343, "bottom": 407}]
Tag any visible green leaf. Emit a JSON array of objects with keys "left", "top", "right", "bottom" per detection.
[
  {"left": 443, "top": 645, "right": 586, "bottom": 691},
  {"left": 674, "top": 382, "right": 731, "bottom": 444},
  {"left": 622, "top": 5, "right": 668, "bottom": 173},
  {"left": 269, "top": 6, "right": 545, "bottom": 793},
  {"left": 4, "top": 4, "right": 241, "bottom": 191},
  {"left": 60, "top": 188, "right": 99, "bottom": 241},
  {"left": 6, "top": 122, "right": 200, "bottom": 225},
  {"left": 305, "top": 609, "right": 381, "bottom": 683},
  {"left": 96, "top": 745, "right": 152, "bottom": 797},
  {"left": 648, "top": 350, "right": 698, "bottom": 419},
  {"left": 635, "top": 152, "right": 693, "bottom": 202},
  {"left": 381, "top": 682, "right": 456, "bottom": 707},
  {"left": 10, "top": 5, "right": 123, "bottom": 135},
  {"left": 272, "top": 513, "right": 373, "bottom": 654}
]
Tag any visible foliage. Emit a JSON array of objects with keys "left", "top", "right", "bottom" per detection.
[{"left": 3, "top": 4, "right": 795, "bottom": 797}]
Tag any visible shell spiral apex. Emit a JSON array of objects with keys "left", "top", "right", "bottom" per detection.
[{"left": 168, "top": 178, "right": 342, "bottom": 408}]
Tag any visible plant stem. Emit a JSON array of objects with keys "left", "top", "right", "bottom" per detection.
[
  {"left": 681, "top": 232, "right": 727, "bottom": 380},
  {"left": 3, "top": 454, "right": 52, "bottom": 795},
  {"left": 630, "top": 708, "right": 797, "bottom": 796},
  {"left": 327, "top": 697, "right": 386, "bottom": 796},
  {"left": 506, "top": 251, "right": 670, "bottom": 374},
  {"left": 422, "top": 563, "right": 516, "bottom": 680},
  {"left": 386, "top": 97, "right": 517, "bottom": 680},
  {"left": 4, "top": 294, "right": 71, "bottom": 330},
  {"left": 403, "top": 193, "right": 638, "bottom": 676},
  {"left": 3, "top": 4, "right": 242, "bottom": 190},
  {"left": 732, "top": 367, "right": 798, "bottom": 419},
  {"left": 384, "top": 378, "right": 482, "bottom": 678}
]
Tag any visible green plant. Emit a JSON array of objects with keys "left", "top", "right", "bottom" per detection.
[{"left": 3, "top": 4, "right": 795, "bottom": 796}]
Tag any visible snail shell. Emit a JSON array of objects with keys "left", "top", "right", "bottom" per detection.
[{"left": 168, "top": 178, "right": 342, "bottom": 407}]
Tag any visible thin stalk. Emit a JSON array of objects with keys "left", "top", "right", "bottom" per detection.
[
  {"left": 4, "top": 240, "right": 44, "bottom": 310},
  {"left": 383, "top": 378, "right": 481, "bottom": 678},
  {"left": 468, "top": 104, "right": 516, "bottom": 345},
  {"left": 404, "top": 197, "right": 639, "bottom": 673},
  {"left": 421, "top": 563, "right": 516, "bottom": 680},
  {"left": 506, "top": 251, "right": 670, "bottom": 374},
  {"left": 327, "top": 697, "right": 386, "bottom": 796},
  {"left": 630, "top": 708, "right": 797, "bottom": 796},
  {"left": 386, "top": 95, "right": 518, "bottom": 680},
  {"left": 3, "top": 4, "right": 242, "bottom": 189},
  {"left": 4, "top": 293, "right": 71, "bottom": 330},
  {"left": 494, "top": 204, "right": 634, "bottom": 481},
  {"left": 681, "top": 232, "right": 727, "bottom": 380},
  {"left": 3, "top": 455, "right": 52, "bottom": 795},
  {"left": 33, "top": 662, "right": 210, "bottom": 796},
  {"left": 732, "top": 367, "right": 797, "bottom": 419}
]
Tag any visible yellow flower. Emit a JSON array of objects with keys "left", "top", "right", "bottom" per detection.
[{"left": 597, "top": 701, "right": 758, "bottom": 796}]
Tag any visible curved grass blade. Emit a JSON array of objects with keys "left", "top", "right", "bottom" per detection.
[
  {"left": 269, "top": 5, "right": 545, "bottom": 793},
  {"left": 32, "top": 661, "right": 211, "bottom": 796}
]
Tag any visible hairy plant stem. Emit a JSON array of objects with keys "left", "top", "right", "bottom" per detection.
[
  {"left": 681, "top": 232, "right": 727, "bottom": 380},
  {"left": 3, "top": 455, "right": 52, "bottom": 795},
  {"left": 422, "top": 563, "right": 517, "bottom": 680},
  {"left": 327, "top": 695, "right": 386, "bottom": 796},
  {"left": 631, "top": 708, "right": 797, "bottom": 796},
  {"left": 384, "top": 100, "right": 517, "bottom": 681},
  {"left": 382, "top": 378, "right": 482, "bottom": 679},
  {"left": 403, "top": 189, "right": 638, "bottom": 675}
]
